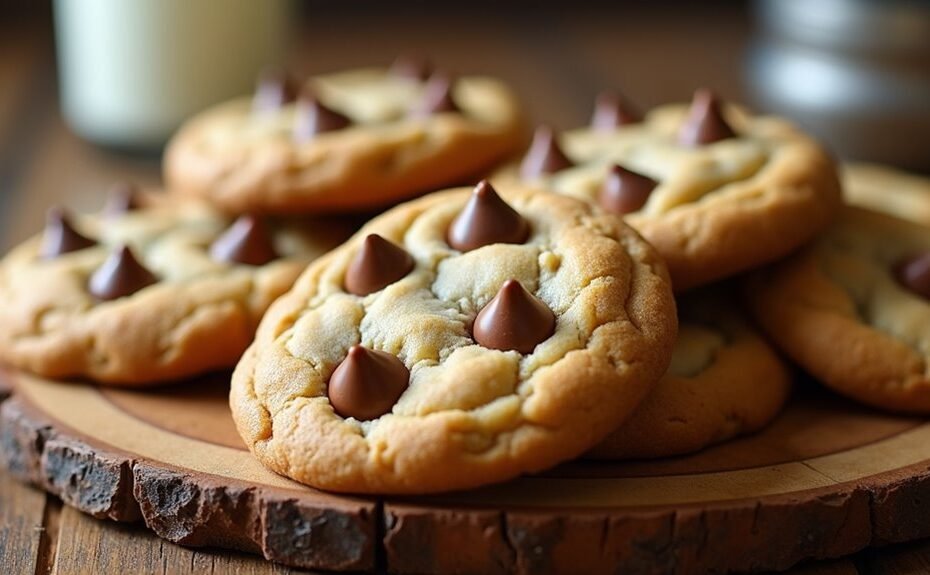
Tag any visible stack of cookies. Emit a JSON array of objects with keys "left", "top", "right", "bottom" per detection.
[{"left": 2, "top": 59, "right": 929, "bottom": 496}]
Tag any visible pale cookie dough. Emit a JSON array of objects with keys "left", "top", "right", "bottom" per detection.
[
  {"left": 747, "top": 206, "right": 930, "bottom": 413},
  {"left": 165, "top": 67, "right": 525, "bottom": 214},
  {"left": 230, "top": 185, "right": 677, "bottom": 494},
  {"left": 498, "top": 102, "right": 842, "bottom": 291},
  {"left": 0, "top": 193, "right": 350, "bottom": 385},
  {"left": 843, "top": 163, "right": 930, "bottom": 227},
  {"left": 589, "top": 290, "right": 791, "bottom": 459}
]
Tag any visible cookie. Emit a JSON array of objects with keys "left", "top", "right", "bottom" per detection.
[
  {"left": 0, "top": 186, "right": 351, "bottom": 385},
  {"left": 497, "top": 89, "right": 842, "bottom": 291},
  {"left": 230, "top": 181, "right": 677, "bottom": 494},
  {"left": 843, "top": 163, "right": 930, "bottom": 227},
  {"left": 747, "top": 206, "right": 930, "bottom": 413},
  {"left": 589, "top": 289, "right": 791, "bottom": 459},
  {"left": 165, "top": 64, "right": 525, "bottom": 214}
]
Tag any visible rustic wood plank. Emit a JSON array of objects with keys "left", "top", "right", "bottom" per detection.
[
  {"left": 861, "top": 538, "right": 930, "bottom": 574},
  {"left": 52, "top": 505, "right": 311, "bottom": 575},
  {"left": 783, "top": 557, "right": 862, "bottom": 574},
  {"left": 33, "top": 495, "right": 62, "bottom": 575},
  {"left": 0, "top": 467, "right": 48, "bottom": 575}
]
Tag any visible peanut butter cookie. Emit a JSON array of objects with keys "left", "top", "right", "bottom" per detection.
[
  {"left": 165, "top": 66, "right": 524, "bottom": 214},
  {"left": 230, "top": 182, "right": 677, "bottom": 493},
  {"left": 0, "top": 187, "right": 350, "bottom": 385},
  {"left": 498, "top": 90, "right": 842, "bottom": 291}
]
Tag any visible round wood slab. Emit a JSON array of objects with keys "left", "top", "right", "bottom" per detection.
[{"left": 3, "top": 369, "right": 930, "bottom": 574}]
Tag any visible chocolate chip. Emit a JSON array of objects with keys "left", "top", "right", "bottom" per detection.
[
  {"left": 39, "top": 207, "right": 96, "bottom": 259},
  {"left": 473, "top": 279, "right": 555, "bottom": 354},
  {"left": 678, "top": 89, "right": 736, "bottom": 146},
  {"left": 328, "top": 345, "right": 409, "bottom": 421},
  {"left": 520, "top": 126, "right": 574, "bottom": 180},
  {"left": 409, "top": 73, "right": 460, "bottom": 117},
  {"left": 293, "top": 91, "right": 351, "bottom": 142},
  {"left": 390, "top": 55, "right": 433, "bottom": 81},
  {"left": 209, "top": 215, "right": 278, "bottom": 266},
  {"left": 103, "top": 182, "right": 141, "bottom": 216},
  {"left": 590, "top": 91, "right": 642, "bottom": 130},
  {"left": 598, "top": 165, "right": 658, "bottom": 214},
  {"left": 344, "top": 234, "right": 414, "bottom": 296},
  {"left": 253, "top": 69, "right": 298, "bottom": 113},
  {"left": 447, "top": 181, "right": 529, "bottom": 252},
  {"left": 896, "top": 253, "right": 930, "bottom": 299},
  {"left": 88, "top": 245, "right": 157, "bottom": 301}
]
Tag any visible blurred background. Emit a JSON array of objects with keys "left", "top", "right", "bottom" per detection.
[{"left": 0, "top": 0, "right": 928, "bottom": 249}]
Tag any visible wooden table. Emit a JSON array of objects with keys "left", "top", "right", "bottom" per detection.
[{"left": 0, "top": 5, "right": 928, "bottom": 573}]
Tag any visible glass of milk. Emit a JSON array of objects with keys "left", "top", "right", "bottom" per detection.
[{"left": 54, "top": 0, "right": 292, "bottom": 151}]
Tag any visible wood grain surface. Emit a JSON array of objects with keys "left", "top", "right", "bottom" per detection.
[
  {"left": 1, "top": 4, "right": 928, "bottom": 574},
  {"left": 7, "top": 367, "right": 930, "bottom": 574}
]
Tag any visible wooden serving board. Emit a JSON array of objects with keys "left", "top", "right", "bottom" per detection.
[{"left": 2, "top": 369, "right": 930, "bottom": 574}]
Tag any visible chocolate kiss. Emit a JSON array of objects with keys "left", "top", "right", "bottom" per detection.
[
  {"left": 344, "top": 234, "right": 415, "bottom": 296},
  {"left": 253, "top": 69, "right": 298, "bottom": 113},
  {"left": 677, "top": 89, "right": 736, "bottom": 146},
  {"left": 390, "top": 55, "right": 433, "bottom": 81},
  {"left": 209, "top": 215, "right": 278, "bottom": 266},
  {"left": 328, "top": 345, "right": 409, "bottom": 421},
  {"left": 590, "top": 91, "right": 642, "bottom": 130},
  {"left": 293, "top": 91, "right": 351, "bottom": 142},
  {"left": 447, "top": 181, "right": 529, "bottom": 252},
  {"left": 103, "top": 182, "right": 141, "bottom": 215},
  {"left": 519, "top": 126, "right": 574, "bottom": 180},
  {"left": 896, "top": 253, "right": 930, "bottom": 299},
  {"left": 39, "top": 207, "right": 96, "bottom": 258},
  {"left": 473, "top": 280, "right": 555, "bottom": 354},
  {"left": 410, "top": 73, "right": 460, "bottom": 117},
  {"left": 598, "top": 165, "right": 658, "bottom": 214},
  {"left": 88, "top": 245, "right": 158, "bottom": 301}
]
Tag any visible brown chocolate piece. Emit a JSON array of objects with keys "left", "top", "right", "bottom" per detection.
[
  {"left": 328, "top": 345, "right": 409, "bottom": 421},
  {"left": 447, "top": 181, "right": 529, "bottom": 252},
  {"left": 390, "top": 55, "right": 433, "bottom": 81},
  {"left": 293, "top": 91, "right": 351, "bottom": 142},
  {"left": 253, "top": 70, "right": 298, "bottom": 113},
  {"left": 896, "top": 253, "right": 930, "bottom": 299},
  {"left": 678, "top": 89, "right": 736, "bottom": 146},
  {"left": 344, "top": 234, "right": 415, "bottom": 296},
  {"left": 103, "top": 182, "right": 141, "bottom": 216},
  {"left": 209, "top": 215, "right": 278, "bottom": 266},
  {"left": 88, "top": 245, "right": 158, "bottom": 301},
  {"left": 39, "top": 207, "right": 96, "bottom": 258},
  {"left": 590, "top": 91, "right": 642, "bottom": 130},
  {"left": 410, "top": 73, "right": 459, "bottom": 117},
  {"left": 520, "top": 126, "right": 574, "bottom": 180},
  {"left": 473, "top": 279, "right": 555, "bottom": 354},
  {"left": 598, "top": 164, "right": 658, "bottom": 214}
]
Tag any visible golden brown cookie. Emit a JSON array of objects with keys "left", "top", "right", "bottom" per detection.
[
  {"left": 0, "top": 188, "right": 351, "bottom": 385},
  {"left": 589, "top": 289, "right": 791, "bottom": 459},
  {"left": 747, "top": 206, "right": 930, "bottom": 413},
  {"left": 843, "top": 163, "right": 930, "bottom": 227},
  {"left": 497, "top": 90, "right": 842, "bottom": 291},
  {"left": 230, "top": 182, "right": 677, "bottom": 494},
  {"left": 165, "top": 66, "right": 524, "bottom": 214}
]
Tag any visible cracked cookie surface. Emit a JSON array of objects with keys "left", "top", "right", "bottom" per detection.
[
  {"left": 165, "top": 67, "right": 524, "bottom": 214},
  {"left": 589, "top": 289, "right": 791, "bottom": 459},
  {"left": 0, "top": 193, "right": 350, "bottom": 385},
  {"left": 497, "top": 99, "right": 842, "bottom": 291},
  {"left": 747, "top": 206, "right": 930, "bottom": 413},
  {"left": 230, "top": 184, "right": 677, "bottom": 494}
]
